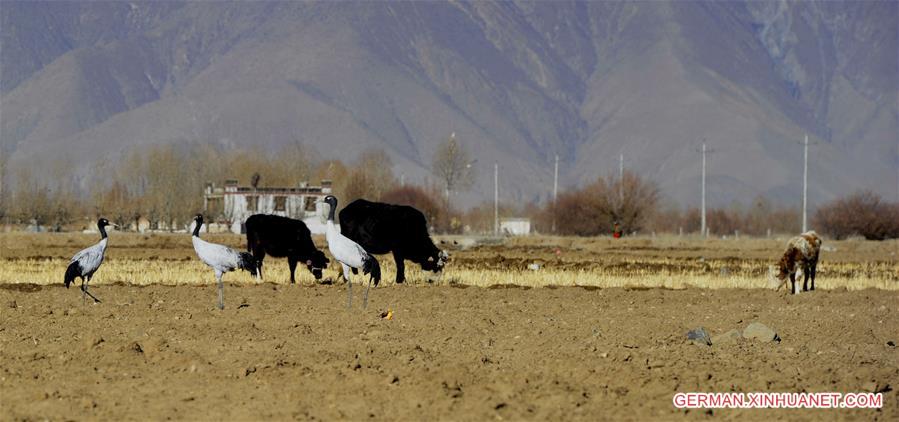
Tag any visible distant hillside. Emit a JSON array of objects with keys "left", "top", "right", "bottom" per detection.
[{"left": 2, "top": 1, "right": 896, "bottom": 208}]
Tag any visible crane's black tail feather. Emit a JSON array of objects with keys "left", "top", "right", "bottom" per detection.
[
  {"left": 362, "top": 255, "right": 381, "bottom": 287},
  {"left": 64, "top": 261, "right": 81, "bottom": 288},
  {"left": 237, "top": 252, "right": 258, "bottom": 277}
]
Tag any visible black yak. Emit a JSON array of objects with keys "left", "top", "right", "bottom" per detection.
[
  {"left": 245, "top": 214, "right": 329, "bottom": 283},
  {"left": 339, "top": 199, "right": 447, "bottom": 284}
]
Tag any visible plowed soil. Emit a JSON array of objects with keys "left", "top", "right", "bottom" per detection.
[{"left": 2, "top": 283, "right": 896, "bottom": 421}]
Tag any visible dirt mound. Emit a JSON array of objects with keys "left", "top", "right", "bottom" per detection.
[{"left": 1, "top": 285, "right": 896, "bottom": 420}]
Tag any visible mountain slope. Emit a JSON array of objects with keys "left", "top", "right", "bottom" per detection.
[{"left": 2, "top": 1, "right": 896, "bottom": 208}]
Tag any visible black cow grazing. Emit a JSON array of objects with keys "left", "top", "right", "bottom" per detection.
[
  {"left": 339, "top": 199, "right": 447, "bottom": 284},
  {"left": 245, "top": 214, "right": 329, "bottom": 283}
]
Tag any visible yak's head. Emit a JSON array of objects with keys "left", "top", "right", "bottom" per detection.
[
  {"left": 767, "top": 264, "right": 786, "bottom": 290},
  {"left": 306, "top": 250, "right": 330, "bottom": 280},
  {"left": 239, "top": 252, "right": 259, "bottom": 277},
  {"left": 421, "top": 250, "right": 449, "bottom": 273}
]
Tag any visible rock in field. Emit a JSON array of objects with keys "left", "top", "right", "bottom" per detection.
[
  {"left": 687, "top": 327, "right": 711, "bottom": 346},
  {"left": 743, "top": 322, "right": 780, "bottom": 342},
  {"left": 711, "top": 329, "right": 742, "bottom": 345}
]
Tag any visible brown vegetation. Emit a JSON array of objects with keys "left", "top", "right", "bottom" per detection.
[
  {"left": 548, "top": 170, "right": 659, "bottom": 236},
  {"left": 813, "top": 190, "right": 899, "bottom": 240},
  {"left": 380, "top": 185, "right": 442, "bottom": 228},
  {"left": 3, "top": 141, "right": 893, "bottom": 240},
  {"left": 431, "top": 133, "right": 475, "bottom": 204},
  {"left": 636, "top": 197, "right": 800, "bottom": 237},
  {"left": 1, "top": 233, "right": 896, "bottom": 290},
  {"left": 342, "top": 148, "right": 397, "bottom": 204}
]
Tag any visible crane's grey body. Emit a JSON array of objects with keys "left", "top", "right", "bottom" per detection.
[
  {"left": 326, "top": 222, "right": 368, "bottom": 269},
  {"left": 70, "top": 237, "right": 108, "bottom": 277},
  {"left": 192, "top": 236, "right": 249, "bottom": 274},
  {"left": 191, "top": 215, "right": 257, "bottom": 310},
  {"left": 64, "top": 218, "right": 113, "bottom": 303},
  {"left": 322, "top": 195, "right": 381, "bottom": 309}
]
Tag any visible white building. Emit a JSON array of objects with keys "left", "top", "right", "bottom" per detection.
[
  {"left": 500, "top": 218, "right": 531, "bottom": 236},
  {"left": 204, "top": 179, "right": 332, "bottom": 234}
]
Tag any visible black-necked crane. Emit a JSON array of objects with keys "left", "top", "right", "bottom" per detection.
[
  {"left": 321, "top": 195, "right": 381, "bottom": 308},
  {"left": 64, "top": 218, "right": 115, "bottom": 303},
  {"left": 191, "top": 214, "right": 258, "bottom": 310}
]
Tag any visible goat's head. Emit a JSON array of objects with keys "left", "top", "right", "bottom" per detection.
[{"left": 767, "top": 264, "right": 786, "bottom": 290}]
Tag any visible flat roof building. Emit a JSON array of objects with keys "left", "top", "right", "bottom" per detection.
[{"left": 204, "top": 179, "right": 332, "bottom": 234}]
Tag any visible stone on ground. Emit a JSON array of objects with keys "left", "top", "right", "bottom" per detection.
[
  {"left": 687, "top": 327, "right": 711, "bottom": 346},
  {"left": 711, "top": 329, "right": 742, "bottom": 345},
  {"left": 743, "top": 322, "right": 779, "bottom": 342}
]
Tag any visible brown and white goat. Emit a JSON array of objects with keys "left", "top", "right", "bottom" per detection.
[{"left": 768, "top": 231, "right": 822, "bottom": 294}]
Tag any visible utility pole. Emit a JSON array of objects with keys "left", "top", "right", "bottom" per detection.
[
  {"left": 552, "top": 154, "right": 558, "bottom": 233},
  {"left": 802, "top": 133, "right": 808, "bottom": 233},
  {"left": 619, "top": 153, "right": 624, "bottom": 201},
  {"left": 494, "top": 162, "right": 499, "bottom": 236},
  {"left": 701, "top": 142, "right": 707, "bottom": 238}
]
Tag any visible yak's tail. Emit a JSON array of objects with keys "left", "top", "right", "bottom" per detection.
[
  {"left": 362, "top": 254, "right": 381, "bottom": 287},
  {"left": 237, "top": 252, "right": 258, "bottom": 277},
  {"left": 64, "top": 261, "right": 80, "bottom": 288}
]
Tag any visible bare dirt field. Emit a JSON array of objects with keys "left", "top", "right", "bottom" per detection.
[{"left": 1, "top": 233, "right": 897, "bottom": 420}]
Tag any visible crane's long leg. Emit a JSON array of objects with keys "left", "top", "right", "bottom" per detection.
[
  {"left": 216, "top": 270, "right": 225, "bottom": 310},
  {"left": 342, "top": 263, "right": 353, "bottom": 309},
  {"left": 81, "top": 275, "right": 101, "bottom": 304},
  {"left": 362, "top": 276, "right": 372, "bottom": 309}
]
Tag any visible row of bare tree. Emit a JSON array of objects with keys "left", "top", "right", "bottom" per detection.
[
  {"left": 0, "top": 136, "right": 894, "bottom": 239},
  {"left": 0, "top": 139, "right": 459, "bottom": 231}
]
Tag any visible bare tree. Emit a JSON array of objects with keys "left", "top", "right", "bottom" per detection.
[
  {"left": 143, "top": 144, "right": 195, "bottom": 230},
  {"left": 551, "top": 171, "right": 659, "bottom": 236},
  {"left": 314, "top": 159, "right": 349, "bottom": 200},
  {"left": 813, "top": 190, "right": 899, "bottom": 240},
  {"left": 382, "top": 185, "right": 442, "bottom": 226},
  {"left": 11, "top": 166, "right": 51, "bottom": 228},
  {"left": 272, "top": 140, "right": 315, "bottom": 187},
  {"left": 95, "top": 182, "right": 134, "bottom": 228},
  {"left": 607, "top": 170, "right": 660, "bottom": 234},
  {"left": 432, "top": 133, "right": 475, "bottom": 202},
  {"left": 344, "top": 148, "right": 396, "bottom": 202}
]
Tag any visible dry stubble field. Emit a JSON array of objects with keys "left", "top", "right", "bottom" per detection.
[{"left": 1, "top": 232, "right": 897, "bottom": 420}]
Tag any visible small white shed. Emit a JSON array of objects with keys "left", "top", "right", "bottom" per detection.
[{"left": 500, "top": 218, "right": 531, "bottom": 236}]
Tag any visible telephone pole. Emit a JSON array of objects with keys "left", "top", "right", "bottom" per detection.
[
  {"left": 701, "top": 142, "right": 707, "bottom": 238},
  {"left": 802, "top": 133, "right": 808, "bottom": 233},
  {"left": 552, "top": 154, "right": 559, "bottom": 233},
  {"left": 494, "top": 162, "right": 499, "bottom": 235},
  {"left": 697, "top": 141, "right": 717, "bottom": 238},
  {"left": 619, "top": 153, "right": 624, "bottom": 201}
]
